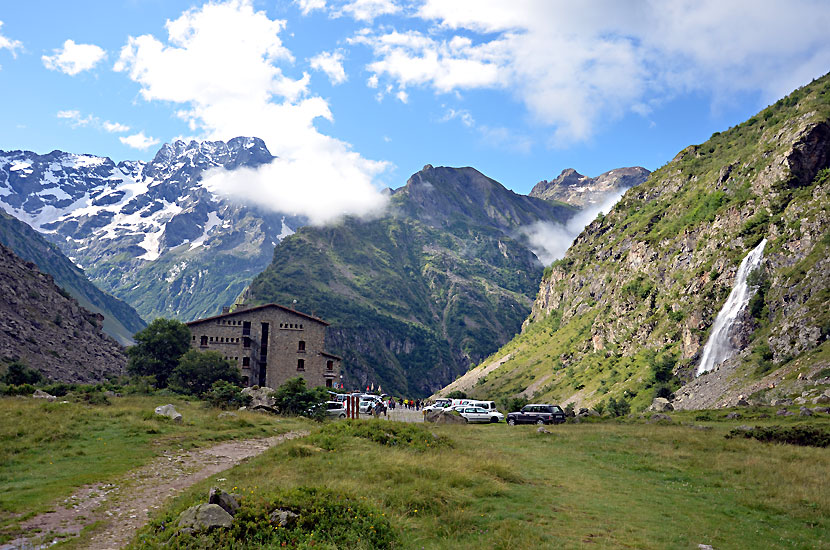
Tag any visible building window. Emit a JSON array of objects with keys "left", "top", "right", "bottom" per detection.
[
  {"left": 325, "top": 379, "right": 332, "bottom": 388},
  {"left": 243, "top": 337, "right": 251, "bottom": 348},
  {"left": 297, "top": 359, "right": 305, "bottom": 371},
  {"left": 192, "top": 335, "right": 195, "bottom": 341},
  {"left": 242, "top": 376, "right": 249, "bottom": 385},
  {"left": 243, "top": 321, "right": 251, "bottom": 336},
  {"left": 326, "top": 360, "right": 333, "bottom": 371},
  {"left": 298, "top": 340, "right": 306, "bottom": 352},
  {"left": 200, "top": 335, "right": 208, "bottom": 346},
  {"left": 242, "top": 357, "right": 250, "bottom": 367},
  {"left": 300, "top": 324, "right": 303, "bottom": 329}
]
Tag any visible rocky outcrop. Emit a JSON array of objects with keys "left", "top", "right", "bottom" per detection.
[{"left": 0, "top": 243, "right": 126, "bottom": 383}]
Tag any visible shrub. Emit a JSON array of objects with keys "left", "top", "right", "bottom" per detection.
[
  {"left": 446, "top": 390, "right": 467, "bottom": 399},
  {"left": 593, "top": 400, "right": 606, "bottom": 415},
  {"left": 726, "top": 425, "right": 829, "bottom": 448},
  {"left": 272, "top": 377, "right": 329, "bottom": 419},
  {"left": 499, "top": 396, "right": 528, "bottom": 414},
  {"left": 206, "top": 380, "right": 252, "bottom": 409},
  {"left": 607, "top": 397, "right": 631, "bottom": 417},
  {"left": 1, "top": 360, "right": 44, "bottom": 386},
  {"left": 169, "top": 350, "right": 241, "bottom": 396}
]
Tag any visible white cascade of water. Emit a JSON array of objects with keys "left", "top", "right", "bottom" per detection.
[{"left": 696, "top": 238, "right": 767, "bottom": 376}]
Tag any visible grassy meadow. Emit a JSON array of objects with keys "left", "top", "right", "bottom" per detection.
[
  {"left": 0, "top": 395, "right": 309, "bottom": 541},
  {"left": 127, "top": 408, "right": 829, "bottom": 550}
]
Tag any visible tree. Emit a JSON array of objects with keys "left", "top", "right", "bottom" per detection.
[
  {"left": 1, "top": 360, "right": 44, "bottom": 386},
  {"left": 272, "top": 376, "right": 329, "bottom": 417},
  {"left": 206, "top": 380, "right": 252, "bottom": 409},
  {"left": 446, "top": 390, "right": 467, "bottom": 399},
  {"left": 607, "top": 396, "right": 631, "bottom": 417},
  {"left": 127, "top": 318, "right": 191, "bottom": 387},
  {"left": 169, "top": 349, "right": 241, "bottom": 396}
]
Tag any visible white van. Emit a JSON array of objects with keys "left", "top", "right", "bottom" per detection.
[{"left": 466, "top": 400, "right": 498, "bottom": 412}]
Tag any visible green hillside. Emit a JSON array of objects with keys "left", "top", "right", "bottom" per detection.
[
  {"left": 0, "top": 208, "right": 146, "bottom": 345},
  {"left": 245, "top": 166, "right": 576, "bottom": 396},
  {"left": 456, "top": 74, "right": 830, "bottom": 410}
]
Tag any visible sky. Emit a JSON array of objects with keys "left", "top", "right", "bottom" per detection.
[{"left": 1, "top": 0, "right": 829, "bottom": 208}]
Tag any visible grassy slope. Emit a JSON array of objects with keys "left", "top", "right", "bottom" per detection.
[
  {"left": 464, "top": 73, "right": 830, "bottom": 410},
  {"left": 129, "top": 411, "right": 829, "bottom": 549},
  {"left": 0, "top": 395, "right": 309, "bottom": 541}
]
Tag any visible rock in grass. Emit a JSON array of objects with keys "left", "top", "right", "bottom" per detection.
[
  {"left": 726, "top": 412, "right": 741, "bottom": 419},
  {"left": 424, "top": 410, "right": 466, "bottom": 424},
  {"left": 154, "top": 404, "right": 183, "bottom": 423},
  {"left": 799, "top": 407, "right": 813, "bottom": 417},
  {"left": 32, "top": 389, "right": 56, "bottom": 402},
  {"left": 177, "top": 503, "right": 233, "bottom": 531},
  {"left": 647, "top": 413, "right": 672, "bottom": 424},
  {"left": 269, "top": 508, "right": 300, "bottom": 527},
  {"left": 209, "top": 488, "right": 240, "bottom": 516}
]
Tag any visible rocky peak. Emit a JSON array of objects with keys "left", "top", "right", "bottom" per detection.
[
  {"left": 530, "top": 166, "right": 650, "bottom": 206},
  {"left": 142, "top": 136, "right": 274, "bottom": 181}
]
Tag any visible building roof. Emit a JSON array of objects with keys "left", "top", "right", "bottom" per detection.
[
  {"left": 321, "top": 351, "right": 343, "bottom": 361},
  {"left": 186, "top": 303, "right": 330, "bottom": 326}
]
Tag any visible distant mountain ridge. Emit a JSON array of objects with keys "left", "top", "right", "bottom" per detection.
[
  {"left": 529, "top": 167, "right": 650, "bottom": 206},
  {"left": 0, "top": 243, "right": 126, "bottom": 382},
  {"left": 0, "top": 208, "right": 145, "bottom": 345},
  {"left": 0, "top": 138, "right": 304, "bottom": 322}
]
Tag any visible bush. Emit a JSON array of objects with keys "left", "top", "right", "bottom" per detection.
[
  {"left": 272, "top": 377, "right": 330, "bottom": 419},
  {"left": 206, "top": 380, "right": 252, "bottom": 409},
  {"left": 446, "top": 390, "right": 467, "bottom": 399},
  {"left": 726, "top": 425, "right": 829, "bottom": 448},
  {"left": 127, "top": 318, "right": 191, "bottom": 387},
  {"left": 607, "top": 397, "right": 631, "bottom": 417},
  {"left": 499, "top": 396, "right": 528, "bottom": 414},
  {"left": 1, "top": 360, "right": 44, "bottom": 386},
  {"left": 169, "top": 350, "right": 241, "bottom": 396}
]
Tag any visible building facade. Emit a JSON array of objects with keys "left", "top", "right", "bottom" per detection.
[{"left": 186, "top": 303, "right": 341, "bottom": 389}]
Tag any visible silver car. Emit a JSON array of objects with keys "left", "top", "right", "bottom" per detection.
[
  {"left": 324, "top": 401, "right": 347, "bottom": 418},
  {"left": 459, "top": 406, "right": 504, "bottom": 424}
]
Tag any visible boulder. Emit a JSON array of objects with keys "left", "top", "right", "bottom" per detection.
[
  {"left": 424, "top": 410, "right": 466, "bottom": 424},
  {"left": 648, "top": 397, "right": 673, "bottom": 412},
  {"left": 813, "top": 407, "right": 830, "bottom": 414},
  {"left": 770, "top": 398, "right": 792, "bottom": 407},
  {"left": 241, "top": 387, "right": 278, "bottom": 413},
  {"left": 269, "top": 508, "right": 299, "bottom": 528},
  {"left": 812, "top": 394, "right": 830, "bottom": 405},
  {"left": 794, "top": 397, "right": 807, "bottom": 405},
  {"left": 154, "top": 404, "right": 183, "bottom": 423},
  {"left": 725, "top": 412, "right": 741, "bottom": 420},
  {"left": 218, "top": 411, "right": 238, "bottom": 419},
  {"left": 536, "top": 426, "right": 552, "bottom": 435},
  {"left": 799, "top": 407, "right": 813, "bottom": 417},
  {"left": 209, "top": 488, "right": 240, "bottom": 516},
  {"left": 776, "top": 409, "right": 794, "bottom": 417},
  {"left": 735, "top": 398, "right": 750, "bottom": 407},
  {"left": 177, "top": 503, "right": 233, "bottom": 531},
  {"left": 32, "top": 389, "right": 56, "bottom": 402}
]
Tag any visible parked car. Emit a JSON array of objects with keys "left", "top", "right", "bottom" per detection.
[
  {"left": 324, "top": 401, "right": 347, "bottom": 418},
  {"left": 466, "top": 400, "right": 498, "bottom": 412},
  {"left": 359, "top": 400, "right": 375, "bottom": 414},
  {"left": 506, "top": 404, "right": 566, "bottom": 425},
  {"left": 458, "top": 406, "right": 504, "bottom": 424},
  {"left": 423, "top": 398, "right": 452, "bottom": 412}
]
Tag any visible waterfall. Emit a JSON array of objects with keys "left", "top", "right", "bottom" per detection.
[{"left": 696, "top": 238, "right": 767, "bottom": 376}]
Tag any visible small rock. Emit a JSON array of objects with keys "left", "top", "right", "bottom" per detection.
[
  {"left": 812, "top": 407, "right": 830, "bottom": 414},
  {"left": 799, "top": 407, "right": 813, "bottom": 417},
  {"left": 770, "top": 398, "right": 792, "bottom": 407},
  {"left": 698, "top": 545, "right": 715, "bottom": 550},
  {"left": 536, "top": 426, "right": 552, "bottom": 434},
  {"left": 177, "top": 503, "right": 233, "bottom": 531},
  {"left": 735, "top": 398, "right": 750, "bottom": 407},
  {"left": 32, "top": 389, "right": 56, "bottom": 402},
  {"left": 218, "top": 411, "right": 238, "bottom": 419},
  {"left": 794, "top": 397, "right": 806, "bottom": 405},
  {"left": 734, "top": 425, "right": 753, "bottom": 432},
  {"left": 812, "top": 394, "right": 830, "bottom": 405},
  {"left": 648, "top": 413, "right": 672, "bottom": 423},
  {"left": 154, "top": 404, "right": 183, "bottom": 423},
  {"left": 209, "top": 487, "right": 240, "bottom": 516},
  {"left": 725, "top": 412, "right": 741, "bottom": 420},
  {"left": 269, "top": 508, "right": 299, "bottom": 528}
]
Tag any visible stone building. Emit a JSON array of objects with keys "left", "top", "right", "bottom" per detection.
[{"left": 186, "top": 303, "right": 341, "bottom": 389}]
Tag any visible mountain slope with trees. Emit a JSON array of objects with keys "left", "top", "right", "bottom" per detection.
[{"left": 451, "top": 74, "right": 830, "bottom": 411}]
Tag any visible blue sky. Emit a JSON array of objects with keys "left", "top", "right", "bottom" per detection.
[{"left": 1, "top": 0, "right": 829, "bottom": 204}]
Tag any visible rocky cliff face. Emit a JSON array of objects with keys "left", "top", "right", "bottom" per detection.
[
  {"left": 0, "top": 243, "right": 126, "bottom": 382},
  {"left": 465, "top": 74, "right": 830, "bottom": 410},
  {"left": 0, "top": 138, "right": 303, "bottom": 322},
  {"left": 0, "top": 208, "right": 145, "bottom": 345},
  {"left": 529, "top": 167, "right": 650, "bottom": 206}
]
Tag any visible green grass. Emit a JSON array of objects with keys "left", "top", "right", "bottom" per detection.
[
  {"left": 129, "top": 412, "right": 830, "bottom": 549},
  {"left": 0, "top": 395, "right": 310, "bottom": 539}
]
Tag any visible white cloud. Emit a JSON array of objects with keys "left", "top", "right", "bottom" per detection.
[
  {"left": 103, "top": 121, "right": 131, "bottom": 133},
  {"left": 57, "top": 109, "right": 95, "bottom": 127},
  {"left": 0, "top": 21, "right": 22, "bottom": 58},
  {"left": 355, "top": 0, "right": 830, "bottom": 144},
  {"left": 120, "top": 131, "right": 160, "bottom": 150},
  {"left": 310, "top": 50, "right": 347, "bottom": 84},
  {"left": 335, "top": 0, "right": 400, "bottom": 21},
  {"left": 441, "top": 107, "right": 474, "bottom": 127},
  {"left": 42, "top": 39, "right": 106, "bottom": 75},
  {"left": 520, "top": 187, "right": 627, "bottom": 265},
  {"left": 295, "top": 0, "right": 327, "bottom": 15},
  {"left": 114, "top": 0, "right": 389, "bottom": 225},
  {"left": 395, "top": 89, "right": 408, "bottom": 103}
]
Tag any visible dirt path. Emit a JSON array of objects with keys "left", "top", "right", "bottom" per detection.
[{"left": 3, "top": 431, "right": 306, "bottom": 550}]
